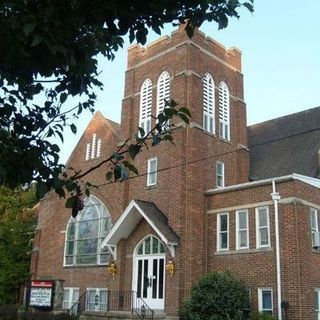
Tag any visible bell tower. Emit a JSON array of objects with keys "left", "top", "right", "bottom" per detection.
[{"left": 119, "top": 24, "right": 249, "bottom": 312}]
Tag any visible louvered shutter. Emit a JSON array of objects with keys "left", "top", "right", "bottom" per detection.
[
  {"left": 203, "top": 73, "right": 215, "bottom": 134},
  {"left": 219, "top": 81, "right": 230, "bottom": 140},
  {"left": 157, "top": 71, "right": 170, "bottom": 115},
  {"left": 139, "top": 79, "right": 152, "bottom": 136}
]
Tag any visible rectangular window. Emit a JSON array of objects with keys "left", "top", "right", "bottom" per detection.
[
  {"left": 256, "top": 207, "right": 270, "bottom": 248},
  {"left": 86, "top": 288, "right": 108, "bottom": 311},
  {"left": 219, "top": 121, "right": 230, "bottom": 140},
  {"left": 147, "top": 157, "right": 158, "bottom": 186},
  {"left": 62, "top": 287, "right": 79, "bottom": 310},
  {"left": 315, "top": 289, "right": 320, "bottom": 319},
  {"left": 258, "top": 288, "right": 273, "bottom": 315},
  {"left": 216, "top": 161, "right": 225, "bottom": 188},
  {"left": 217, "top": 213, "right": 229, "bottom": 251},
  {"left": 236, "top": 209, "right": 249, "bottom": 250},
  {"left": 311, "top": 208, "right": 319, "bottom": 247},
  {"left": 204, "top": 114, "right": 214, "bottom": 134}
]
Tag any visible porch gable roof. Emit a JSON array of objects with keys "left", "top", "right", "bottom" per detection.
[{"left": 100, "top": 199, "right": 179, "bottom": 249}]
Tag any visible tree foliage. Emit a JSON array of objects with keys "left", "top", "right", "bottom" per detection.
[
  {"left": 183, "top": 272, "right": 249, "bottom": 320},
  {"left": 0, "top": 0, "right": 253, "bottom": 203},
  {"left": 0, "top": 186, "right": 37, "bottom": 304}
]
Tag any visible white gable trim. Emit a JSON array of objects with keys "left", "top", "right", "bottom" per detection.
[{"left": 100, "top": 200, "right": 178, "bottom": 259}]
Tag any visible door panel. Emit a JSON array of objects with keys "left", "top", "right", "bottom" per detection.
[{"left": 135, "top": 256, "right": 165, "bottom": 309}]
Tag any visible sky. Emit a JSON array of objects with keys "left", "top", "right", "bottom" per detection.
[{"left": 58, "top": 0, "right": 320, "bottom": 163}]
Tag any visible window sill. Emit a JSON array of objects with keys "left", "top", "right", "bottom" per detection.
[
  {"left": 215, "top": 247, "right": 272, "bottom": 255},
  {"left": 312, "top": 248, "right": 320, "bottom": 254},
  {"left": 146, "top": 184, "right": 157, "bottom": 189},
  {"left": 63, "top": 264, "right": 108, "bottom": 269}
]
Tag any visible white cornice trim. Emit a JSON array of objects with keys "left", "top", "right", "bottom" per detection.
[
  {"left": 205, "top": 174, "right": 320, "bottom": 195},
  {"left": 207, "top": 197, "right": 320, "bottom": 214}
]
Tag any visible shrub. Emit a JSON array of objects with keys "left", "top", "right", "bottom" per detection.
[
  {"left": 182, "top": 272, "right": 249, "bottom": 320},
  {"left": 249, "top": 311, "right": 276, "bottom": 320},
  {"left": 19, "top": 311, "right": 75, "bottom": 320}
]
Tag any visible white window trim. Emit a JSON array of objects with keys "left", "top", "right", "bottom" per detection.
[
  {"left": 86, "top": 287, "right": 108, "bottom": 312},
  {"left": 236, "top": 209, "right": 249, "bottom": 250},
  {"left": 311, "top": 208, "right": 319, "bottom": 247},
  {"left": 255, "top": 206, "right": 270, "bottom": 249},
  {"left": 218, "top": 81, "right": 230, "bottom": 141},
  {"left": 216, "top": 161, "right": 225, "bottom": 188},
  {"left": 203, "top": 73, "right": 215, "bottom": 134},
  {"left": 315, "top": 288, "right": 320, "bottom": 316},
  {"left": 62, "top": 287, "right": 79, "bottom": 310},
  {"left": 147, "top": 157, "right": 158, "bottom": 187},
  {"left": 63, "top": 195, "right": 112, "bottom": 267},
  {"left": 217, "top": 212, "right": 229, "bottom": 251},
  {"left": 156, "top": 71, "right": 170, "bottom": 116},
  {"left": 139, "top": 79, "right": 152, "bottom": 137},
  {"left": 258, "top": 288, "right": 273, "bottom": 314}
]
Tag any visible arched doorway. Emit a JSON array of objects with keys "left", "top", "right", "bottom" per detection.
[{"left": 132, "top": 235, "right": 166, "bottom": 310}]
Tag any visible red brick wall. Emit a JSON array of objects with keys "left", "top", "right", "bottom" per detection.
[
  {"left": 206, "top": 179, "right": 320, "bottom": 319},
  {"left": 32, "top": 25, "right": 250, "bottom": 317}
]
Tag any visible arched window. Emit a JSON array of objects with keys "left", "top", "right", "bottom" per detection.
[
  {"left": 219, "top": 81, "right": 230, "bottom": 140},
  {"left": 156, "top": 71, "right": 170, "bottom": 117},
  {"left": 203, "top": 73, "right": 215, "bottom": 134},
  {"left": 139, "top": 79, "right": 153, "bottom": 136},
  {"left": 136, "top": 235, "right": 165, "bottom": 255},
  {"left": 64, "top": 196, "right": 111, "bottom": 266}
]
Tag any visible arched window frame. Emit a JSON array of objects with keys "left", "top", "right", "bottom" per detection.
[
  {"left": 64, "top": 195, "right": 112, "bottom": 267},
  {"left": 218, "top": 81, "right": 230, "bottom": 140},
  {"left": 203, "top": 73, "right": 215, "bottom": 134},
  {"left": 156, "top": 71, "right": 170, "bottom": 127},
  {"left": 134, "top": 235, "right": 166, "bottom": 256},
  {"left": 139, "top": 79, "right": 153, "bottom": 136}
]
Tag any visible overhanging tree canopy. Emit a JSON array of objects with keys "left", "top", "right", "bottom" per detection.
[{"left": 0, "top": 0, "right": 253, "bottom": 202}]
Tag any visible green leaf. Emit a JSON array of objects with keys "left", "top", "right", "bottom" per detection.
[
  {"left": 56, "top": 130, "right": 64, "bottom": 143},
  {"left": 106, "top": 171, "right": 113, "bottom": 182},
  {"left": 163, "top": 108, "right": 176, "bottom": 118},
  {"left": 128, "top": 145, "right": 141, "bottom": 160},
  {"left": 114, "top": 165, "right": 122, "bottom": 181},
  {"left": 112, "top": 152, "right": 124, "bottom": 161},
  {"left": 30, "top": 34, "right": 43, "bottom": 47},
  {"left": 152, "top": 134, "right": 161, "bottom": 146},
  {"left": 70, "top": 123, "right": 77, "bottom": 134},
  {"left": 178, "top": 112, "right": 190, "bottom": 124},
  {"left": 65, "top": 196, "right": 77, "bottom": 209},
  {"left": 55, "top": 187, "right": 66, "bottom": 198},
  {"left": 23, "top": 22, "right": 36, "bottom": 37},
  {"left": 60, "top": 92, "right": 68, "bottom": 104},
  {"left": 36, "top": 181, "right": 48, "bottom": 199},
  {"left": 123, "top": 161, "right": 139, "bottom": 175},
  {"left": 121, "top": 166, "right": 129, "bottom": 180},
  {"left": 138, "top": 127, "right": 145, "bottom": 137},
  {"left": 179, "top": 107, "right": 192, "bottom": 117},
  {"left": 65, "top": 180, "right": 77, "bottom": 192}
]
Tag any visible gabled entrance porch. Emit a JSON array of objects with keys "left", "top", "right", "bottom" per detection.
[{"left": 99, "top": 200, "right": 179, "bottom": 314}]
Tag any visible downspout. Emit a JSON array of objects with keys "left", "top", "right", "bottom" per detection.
[{"left": 271, "top": 180, "right": 282, "bottom": 320}]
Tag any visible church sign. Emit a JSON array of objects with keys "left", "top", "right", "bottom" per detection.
[{"left": 29, "top": 281, "right": 54, "bottom": 309}]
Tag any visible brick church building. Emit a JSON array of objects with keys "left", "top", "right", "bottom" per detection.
[{"left": 30, "top": 26, "right": 320, "bottom": 320}]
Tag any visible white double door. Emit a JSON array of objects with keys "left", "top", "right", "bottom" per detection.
[{"left": 134, "top": 255, "right": 165, "bottom": 310}]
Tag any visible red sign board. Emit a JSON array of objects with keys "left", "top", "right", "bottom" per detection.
[
  {"left": 29, "top": 280, "right": 54, "bottom": 309},
  {"left": 31, "top": 281, "right": 53, "bottom": 288}
]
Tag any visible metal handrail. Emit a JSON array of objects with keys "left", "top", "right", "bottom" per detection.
[
  {"left": 131, "top": 291, "right": 154, "bottom": 320},
  {"left": 68, "top": 289, "right": 154, "bottom": 319},
  {"left": 69, "top": 290, "right": 86, "bottom": 316}
]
